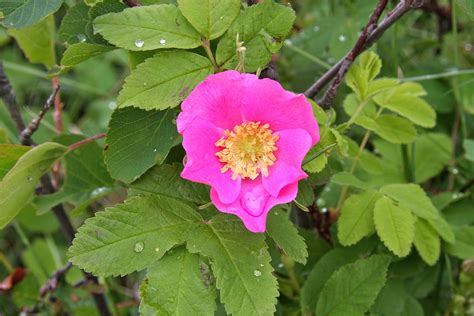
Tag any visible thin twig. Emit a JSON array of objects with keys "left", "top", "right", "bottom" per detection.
[
  {"left": 304, "top": 0, "right": 418, "bottom": 102},
  {"left": 39, "top": 262, "right": 73, "bottom": 298},
  {"left": 51, "top": 77, "right": 62, "bottom": 134},
  {"left": 19, "top": 86, "right": 59, "bottom": 145},
  {"left": 68, "top": 133, "right": 106, "bottom": 152},
  {"left": 0, "top": 63, "right": 25, "bottom": 133},
  {"left": 123, "top": 0, "right": 140, "bottom": 6},
  {"left": 318, "top": 0, "right": 389, "bottom": 108}
]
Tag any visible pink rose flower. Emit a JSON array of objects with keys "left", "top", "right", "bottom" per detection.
[{"left": 177, "top": 70, "right": 320, "bottom": 233}]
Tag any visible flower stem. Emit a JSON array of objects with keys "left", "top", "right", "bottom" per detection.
[{"left": 202, "top": 39, "right": 219, "bottom": 72}]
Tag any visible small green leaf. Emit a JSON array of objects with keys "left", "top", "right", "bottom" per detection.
[
  {"left": 373, "top": 93, "right": 436, "bottom": 128},
  {"left": 463, "top": 139, "right": 474, "bottom": 161},
  {"left": 316, "top": 255, "right": 391, "bottom": 316},
  {"left": 104, "top": 107, "right": 180, "bottom": 183},
  {"left": 413, "top": 133, "right": 451, "bottom": 183},
  {"left": 117, "top": 50, "right": 213, "bottom": 110},
  {"left": 58, "top": 2, "right": 92, "bottom": 44},
  {"left": 300, "top": 248, "right": 360, "bottom": 314},
  {"left": 177, "top": 0, "right": 240, "bottom": 40},
  {"left": 0, "top": 144, "right": 29, "bottom": 179},
  {"left": 445, "top": 226, "right": 474, "bottom": 259},
  {"left": 129, "top": 163, "right": 210, "bottom": 205},
  {"left": 94, "top": 4, "right": 201, "bottom": 51},
  {"left": 367, "top": 78, "right": 399, "bottom": 96},
  {"left": 140, "top": 247, "right": 217, "bottom": 315},
  {"left": 414, "top": 218, "right": 440, "bottom": 266},
  {"left": 401, "top": 296, "right": 424, "bottom": 316},
  {"left": 338, "top": 190, "right": 380, "bottom": 246},
  {"left": 374, "top": 196, "right": 415, "bottom": 257},
  {"left": 8, "top": 16, "right": 56, "bottom": 68},
  {"left": 68, "top": 195, "right": 202, "bottom": 276},
  {"left": 0, "top": 142, "right": 67, "bottom": 229},
  {"left": 346, "top": 51, "right": 381, "bottom": 100},
  {"left": 216, "top": 0, "right": 295, "bottom": 72},
  {"left": 188, "top": 214, "right": 278, "bottom": 316},
  {"left": 370, "top": 279, "right": 406, "bottom": 316},
  {"left": 380, "top": 183, "right": 439, "bottom": 220},
  {"left": 266, "top": 207, "right": 308, "bottom": 264},
  {"left": 0, "top": 0, "right": 62, "bottom": 29},
  {"left": 331, "top": 172, "right": 370, "bottom": 190},
  {"left": 357, "top": 115, "right": 417, "bottom": 144},
  {"left": 61, "top": 43, "right": 115, "bottom": 67}
]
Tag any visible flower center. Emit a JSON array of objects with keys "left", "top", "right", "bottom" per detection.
[{"left": 215, "top": 122, "right": 279, "bottom": 180}]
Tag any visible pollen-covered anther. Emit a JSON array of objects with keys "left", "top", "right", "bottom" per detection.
[{"left": 215, "top": 121, "right": 279, "bottom": 180}]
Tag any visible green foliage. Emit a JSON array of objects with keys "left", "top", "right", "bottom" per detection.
[
  {"left": 316, "top": 255, "right": 391, "bottom": 316},
  {"left": 0, "top": 0, "right": 62, "bottom": 29},
  {"left": 94, "top": 4, "right": 202, "bottom": 51},
  {"left": 266, "top": 207, "right": 308, "bottom": 264},
  {"left": 0, "top": 144, "right": 29, "bottom": 179},
  {"left": 0, "top": 142, "right": 66, "bottom": 229},
  {"left": 68, "top": 195, "right": 202, "bottom": 277},
  {"left": 117, "top": 51, "right": 213, "bottom": 110},
  {"left": 104, "top": 107, "right": 180, "bottom": 183},
  {"left": 60, "top": 43, "right": 115, "bottom": 68},
  {"left": 373, "top": 196, "right": 415, "bottom": 257},
  {"left": 414, "top": 218, "right": 440, "bottom": 265},
  {"left": 140, "top": 247, "right": 217, "bottom": 315},
  {"left": 177, "top": 0, "right": 240, "bottom": 40},
  {"left": 187, "top": 214, "right": 278, "bottom": 316}
]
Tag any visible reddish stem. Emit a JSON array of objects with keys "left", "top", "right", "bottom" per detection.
[
  {"left": 68, "top": 133, "right": 106, "bottom": 151},
  {"left": 52, "top": 77, "right": 63, "bottom": 134}
]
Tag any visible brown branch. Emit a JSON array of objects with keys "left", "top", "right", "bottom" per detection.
[
  {"left": 304, "top": 0, "right": 420, "bottom": 104},
  {"left": 19, "top": 86, "right": 59, "bottom": 145},
  {"left": 123, "top": 0, "right": 140, "bottom": 6},
  {"left": 51, "top": 77, "right": 63, "bottom": 134},
  {"left": 68, "top": 133, "right": 106, "bottom": 152},
  {"left": 318, "top": 0, "right": 389, "bottom": 108},
  {"left": 0, "top": 63, "right": 25, "bottom": 133},
  {"left": 39, "top": 262, "right": 72, "bottom": 298}
]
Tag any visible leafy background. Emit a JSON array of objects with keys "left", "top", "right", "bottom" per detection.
[{"left": 0, "top": 0, "right": 473, "bottom": 315}]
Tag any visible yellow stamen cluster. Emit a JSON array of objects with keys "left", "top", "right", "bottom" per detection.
[{"left": 215, "top": 122, "right": 279, "bottom": 180}]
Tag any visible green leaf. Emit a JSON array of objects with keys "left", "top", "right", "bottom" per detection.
[
  {"left": 374, "top": 196, "right": 415, "bottom": 257},
  {"left": 0, "top": 144, "right": 29, "bottom": 179},
  {"left": 104, "top": 107, "right": 180, "bottom": 183},
  {"left": 117, "top": 50, "right": 213, "bottom": 110},
  {"left": 346, "top": 51, "right": 381, "bottom": 100},
  {"left": 456, "top": 0, "right": 474, "bottom": 20},
  {"left": 35, "top": 135, "right": 113, "bottom": 214},
  {"left": 58, "top": 2, "right": 92, "bottom": 44},
  {"left": 343, "top": 93, "right": 377, "bottom": 118},
  {"left": 338, "top": 190, "right": 380, "bottom": 246},
  {"left": 177, "top": 0, "right": 240, "bottom": 40},
  {"left": 414, "top": 218, "right": 440, "bottom": 266},
  {"left": 463, "top": 139, "right": 474, "bottom": 161},
  {"left": 140, "top": 247, "right": 217, "bottom": 315},
  {"left": 356, "top": 115, "right": 417, "bottom": 144},
  {"left": 61, "top": 43, "right": 115, "bottom": 67},
  {"left": 426, "top": 215, "right": 455, "bottom": 244},
  {"left": 8, "top": 15, "right": 56, "bottom": 68},
  {"left": 68, "top": 195, "right": 202, "bottom": 276},
  {"left": 129, "top": 163, "right": 210, "bottom": 205},
  {"left": 380, "top": 183, "right": 439, "bottom": 220},
  {"left": 401, "top": 296, "right": 424, "bottom": 316},
  {"left": 94, "top": 4, "right": 201, "bottom": 51},
  {"left": 316, "top": 255, "right": 391, "bottom": 316},
  {"left": 445, "top": 226, "right": 474, "bottom": 259},
  {"left": 0, "top": 0, "right": 62, "bottom": 29},
  {"left": 300, "top": 248, "right": 360, "bottom": 314},
  {"left": 413, "top": 133, "right": 451, "bottom": 183},
  {"left": 370, "top": 279, "right": 406, "bottom": 316},
  {"left": 367, "top": 78, "right": 400, "bottom": 96},
  {"left": 187, "top": 214, "right": 278, "bottom": 316},
  {"left": 266, "top": 207, "right": 308, "bottom": 264},
  {"left": 373, "top": 93, "right": 436, "bottom": 128},
  {"left": 0, "top": 142, "right": 67, "bottom": 229},
  {"left": 216, "top": 0, "right": 295, "bottom": 72},
  {"left": 331, "top": 172, "right": 370, "bottom": 190}
]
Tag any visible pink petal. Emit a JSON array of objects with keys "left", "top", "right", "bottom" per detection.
[
  {"left": 211, "top": 179, "right": 299, "bottom": 233},
  {"left": 263, "top": 129, "right": 311, "bottom": 197},
  {"left": 177, "top": 71, "right": 257, "bottom": 133},
  {"left": 181, "top": 118, "right": 241, "bottom": 204},
  {"left": 241, "top": 79, "right": 320, "bottom": 145}
]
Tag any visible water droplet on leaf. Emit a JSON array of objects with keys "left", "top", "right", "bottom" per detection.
[
  {"left": 77, "top": 34, "right": 87, "bottom": 43},
  {"left": 134, "top": 241, "right": 144, "bottom": 253},
  {"left": 155, "top": 247, "right": 160, "bottom": 252},
  {"left": 135, "top": 39, "right": 145, "bottom": 48},
  {"left": 338, "top": 35, "right": 347, "bottom": 42},
  {"left": 253, "top": 270, "right": 262, "bottom": 277},
  {"left": 316, "top": 198, "right": 326, "bottom": 207},
  {"left": 27, "top": 176, "right": 33, "bottom": 181},
  {"left": 160, "top": 39, "right": 166, "bottom": 45}
]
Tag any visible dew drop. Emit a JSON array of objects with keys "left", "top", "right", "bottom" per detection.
[
  {"left": 338, "top": 35, "right": 347, "bottom": 42},
  {"left": 160, "top": 39, "right": 166, "bottom": 45},
  {"left": 313, "top": 25, "right": 320, "bottom": 32},
  {"left": 274, "top": 212, "right": 278, "bottom": 215},
  {"left": 27, "top": 176, "right": 33, "bottom": 181},
  {"left": 452, "top": 168, "right": 459, "bottom": 175},
  {"left": 321, "top": 207, "right": 328, "bottom": 213},
  {"left": 77, "top": 34, "right": 87, "bottom": 43},
  {"left": 253, "top": 270, "right": 262, "bottom": 277},
  {"left": 316, "top": 198, "right": 326, "bottom": 207},
  {"left": 135, "top": 39, "right": 145, "bottom": 48},
  {"left": 277, "top": 263, "right": 284, "bottom": 268},
  {"left": 108, "top": 101, "right": 117, "bottom": 110},
  {"left": 153, "top": 148, "right": 157, "bottom": 153},
  {"left": 134, "top": 241, "right": 144, "bottom": 253},
  {"left": 143, "top": 82, "right": 148, "bottom": 86},
  {"left": 155, "top": 247, "right": 160, "bottom": 252},
  {"left": 324, "top": 186, "right": 331, "bottom": 192},
  {"left": 260, "top": 263, "right": 264, "bottom": 267},
  {"left": 219, "top": 16, "right": 224, "bottom": 20},
  {"left": 284, "top": 39, "right": 293, "bottom": 46}
]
